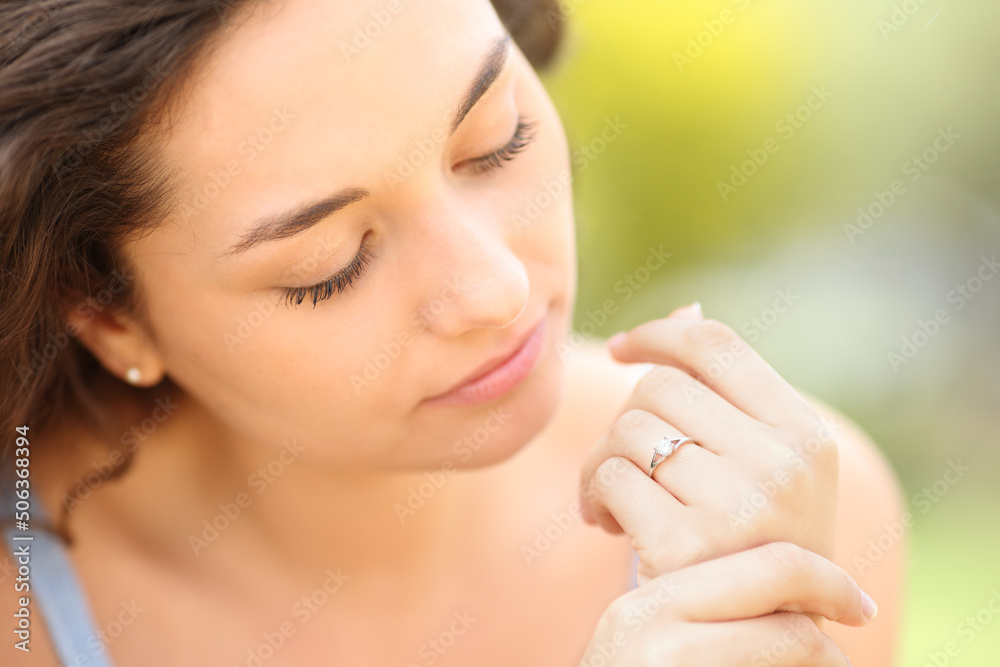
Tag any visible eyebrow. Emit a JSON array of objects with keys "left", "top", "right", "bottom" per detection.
[
  {"left": 449, "top": 34, "right": 511, "bottom": 135},
  {"left": 222, "top": 33, "right": 512, "bottom": 258}
]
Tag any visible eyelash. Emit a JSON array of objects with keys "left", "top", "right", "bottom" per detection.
[
  {"left": 464, "top": 117, "right": 538, "bottom": 175},
  {"left": 284, "top": 117, "right": 537, "bottom": 308},
  {"left": 283, "top": 235, "right": 376, "bottom": 308}
]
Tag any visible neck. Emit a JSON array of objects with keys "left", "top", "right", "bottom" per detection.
[{"left": 55, "top": 379, "right": 490, "bottom": 601}]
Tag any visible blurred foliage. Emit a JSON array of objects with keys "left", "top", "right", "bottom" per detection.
[{"left": 540, "top": 1, "right": 1000, "bottom": 664}]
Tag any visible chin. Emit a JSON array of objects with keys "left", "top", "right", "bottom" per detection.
[
  {"left": 416, "top": 319, "right": 568, "bottom": 471},
  {"left": 460, "top": 343, "right": 566, "bottom": 469}
]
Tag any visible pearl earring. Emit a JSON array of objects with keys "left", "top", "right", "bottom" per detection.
[{"left": 125, "top": 367, "right": 142, "bottom": 385}]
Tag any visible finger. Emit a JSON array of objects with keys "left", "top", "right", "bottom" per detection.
[
  {"left": 580, "top": 407, "right": 734, "bottom": 508},
  {"left": 636, "top": 541, "right": 876, "bottom": 628},
  {"left": 580, "top": 456, "right": 734, "bottom": 575},
  {"left": 731, "top": 614, "right": 853, "bottom": 666},
  {"left": 607, "top": 315, "right": 819, "bottom": 430},
  {"left": 728, "top": 614, "right": 856, "bottom": 666},
  {"left": 581, "top": 455, "right": 682, "bottom": 536},
  {"left": 652, "top": 614, "right": 855, "bottom": 666},
  {"left": 624, "top": 363, "right": 780, "bottom": 458}
]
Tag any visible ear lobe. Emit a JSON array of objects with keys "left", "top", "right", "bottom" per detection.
[{"left": 66, "top": 299, "right": 165, "bottom": 387}]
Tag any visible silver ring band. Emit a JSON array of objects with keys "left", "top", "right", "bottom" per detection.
[{"left": 649, "top": 436, "right": 698, "bottom": 477}]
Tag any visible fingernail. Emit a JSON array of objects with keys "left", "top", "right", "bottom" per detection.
[
  {"left": 861, "top": 589, "right": 878, "bottom": 622},
  {"left": 606, "top": 332, "right": 627, "bottom": 349},
  {"left": 672, "top": 301, "right": 703, "bottom": 320},
  {"left": 846, "top": 657, "right": 854, "bottom": 667}
]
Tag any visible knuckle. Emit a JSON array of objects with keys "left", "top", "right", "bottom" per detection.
[
  {"left": 686, "top": 318, "right": 743, "bottom": 350},
  {"left": 599, "top": 613, "right": 687, "bottom": 667},
  {"left": 640, "top": 635, "right": 690, "bottom": 665},
  {"left": 756, "top": 541, "right": 811, "bottom": 580},
  {"left": 599, "top": 593, "right": 664, "bottom": 643},
  {"left": 609, "top": 409, "right": 654, "bottom": 450},
  {"left": 786, "top": 413, "right": 823, "bottom": 441},
  {"left": 600, "top": 595, "right": 632, "bottom": 629},
  {"left": 639, "top": 530, "right": 708, "bottom": 577},
  {"left": 754, "top": 447, "right": 811, "bottom": 500},
  {"left": 592, "top": 456, "right": 630, "bottom": 491},
  {"left": 791, "top": 420, "right": 840, "bottom": 469},
  {"left": 812, "top": 439, "right": 840, "bottom": 474},
  {"left": 635, "top": 364, "right": 690, "bottom": 396},
  {"left": 641, "top": 550, "right": 676, "bottom": 578},
  {"left": 782, "top": 613, "right": 826, "bottom": 657}
]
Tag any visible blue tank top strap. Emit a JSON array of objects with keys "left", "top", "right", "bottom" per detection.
[
  {"left": 1, "top": 463, "right": 114, "bottom": 667},
  {"left": 628, "top": 548, "right": 640, "bottom": 590}
]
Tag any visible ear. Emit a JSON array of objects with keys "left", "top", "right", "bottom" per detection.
[{"left": 66, "top": 298, "right": 165, "bottom": 388}]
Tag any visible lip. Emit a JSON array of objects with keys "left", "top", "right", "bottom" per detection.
[{"left": 423, "top": 315, "right": 547, "bottom": 407}]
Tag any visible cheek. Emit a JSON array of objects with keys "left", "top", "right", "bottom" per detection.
[
  {"left": 143, "top": 288, "right": 401, "bottom": 457},
  {"left": 506, "top": 66, "right": 575, "bottom": 247},
  {"left": 132, "top": 251, "right": 368, "bottom": 427},
  {"left": 506, "top": 113, "right": 576, "bottom": 293},
  {"left": 159, "top": 296, "right": 375, "bottom": 402}
]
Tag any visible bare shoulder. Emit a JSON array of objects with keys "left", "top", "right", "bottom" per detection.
[
  {"left": 797, "top": 389, "right": 907, "bottom": 667},
  {"left": 554, "top": 339, "right": 643, "bottom": 430},
  {"left": 567, "top": 337, "right": 642, "bottom": 386},
  {"left": 0, "top": 540, "right": 60, "bottom": 667}
]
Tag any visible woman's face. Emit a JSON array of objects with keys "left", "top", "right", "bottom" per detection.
[{"left": 125, "top": 0, "right": 576, "bottom": 469}]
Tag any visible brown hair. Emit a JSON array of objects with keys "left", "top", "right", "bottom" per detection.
[{"left": 0, "top": 0, "right": 564, "bottom": 536}]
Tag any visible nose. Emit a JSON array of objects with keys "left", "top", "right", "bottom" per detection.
[{"left": 409, "top": 199, "right": 530, "bottom": 338}]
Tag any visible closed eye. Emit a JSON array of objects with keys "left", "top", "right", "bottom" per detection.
[
  {"left": 281, "top": 117, "right": 537, "bottom": 309},
  {"left": 460, "top": 117, "right": 537, "bottom": 175},
  {"left": 283, "top": 232, "right": 375, "bottom": 308}
]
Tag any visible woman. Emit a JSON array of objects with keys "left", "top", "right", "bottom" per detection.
[{"left": 0, "top": 0, "right": 904, "bottom": 665}]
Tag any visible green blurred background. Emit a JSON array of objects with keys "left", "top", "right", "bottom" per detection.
[{"left": 537, "top": 0, "right": 1000, "bottom": 664}]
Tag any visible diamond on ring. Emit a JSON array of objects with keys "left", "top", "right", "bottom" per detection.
[{"left": 649, "top": 436, "right": 697, "bottom": 477}]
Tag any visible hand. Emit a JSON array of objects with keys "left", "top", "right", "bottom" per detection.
[
  {"left": 579, "top": 303, "right": 841, "bottom": 585},
  {"left": 579, "top": 542, "right": 876, "bottom": 666}
]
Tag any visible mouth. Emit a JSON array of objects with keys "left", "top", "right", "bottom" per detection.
[{"left": 422, "top": 313, "right": 548, "bottom": 407}]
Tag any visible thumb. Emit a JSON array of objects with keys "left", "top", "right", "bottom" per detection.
[
  {"left": 605, "top": 301, "right": 704, "bottom": 360},
  {"left": 668, "top": 301, "right": 703, "bottom": 321}
]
